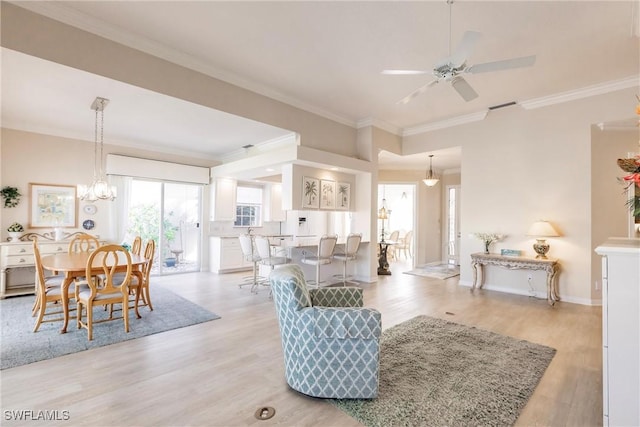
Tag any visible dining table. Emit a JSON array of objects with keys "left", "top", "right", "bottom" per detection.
[{"left": 40, "top": 251, "right": 148, "bottom": 334}]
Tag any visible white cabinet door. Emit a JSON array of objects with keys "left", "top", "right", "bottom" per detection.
[
  {"left": 264, "top": 183, "right": 285, "bottom": 222},
  {"left": 210, "top": 178, "right": 237, "bottom": 221},
  {"left": 209, "top": 237, "right": 250, "bottom": 273}
]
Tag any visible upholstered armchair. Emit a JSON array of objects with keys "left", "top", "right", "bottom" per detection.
[{"left": 269, "top": 264, "right": 381, "bottom": 399}]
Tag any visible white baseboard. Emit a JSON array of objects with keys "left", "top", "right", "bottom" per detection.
[{"left": 458, "top": 280, "right": 600, "bottom": 306}]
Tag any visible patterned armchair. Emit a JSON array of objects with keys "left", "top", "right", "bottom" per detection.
[{"left": 269, "top": 264, "right": 381, "bottom": 399}]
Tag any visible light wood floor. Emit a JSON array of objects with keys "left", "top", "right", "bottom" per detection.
[{"left": 0, "top": 260, "right": 602, "bottom": 426}]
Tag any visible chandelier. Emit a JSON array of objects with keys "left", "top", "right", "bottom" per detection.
[
  {"left": 78, "top": 97, "right": 116, "bottom": 201},
  {"left": 422, "top": 154, "right": 440, "bottom": 187}
]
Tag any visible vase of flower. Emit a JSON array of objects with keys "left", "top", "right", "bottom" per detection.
[{"left": 473, "top": 232, "right": 504, "bottom": 255}]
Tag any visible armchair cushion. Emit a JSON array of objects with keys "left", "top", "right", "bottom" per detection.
[
  {"left": 309, "top": 287, "right": 363, "bottom": 307},
  {"left": 311, "top": 307, "right": 381, "bottom": 340}
]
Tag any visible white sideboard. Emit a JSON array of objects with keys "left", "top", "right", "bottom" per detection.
[
  {"left": 1, "top": 235, "right": 104, "bottom": 299},
  {"left": 595, "top": 238, "right": 640, "bottom": 427}
]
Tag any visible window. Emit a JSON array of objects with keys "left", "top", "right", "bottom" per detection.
[{"left": 235, "top": 185, "right": 263, "bottom": 227}]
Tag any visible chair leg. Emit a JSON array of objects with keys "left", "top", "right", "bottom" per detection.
[
  {"left": 342, "top": 260, "right": 347, "bottom": 286},
  {"left": 77, "top": 301, "right": 83, "bottom": 329},
  {"left": 33, "top": 298, "right": 48, "bottom": 332},
  {"left": 87, "top": 304, "right": 93, "bottom": 341},
  {"left": 123, "top": 296, "right": 130, "bottom": 334},
  {"left": 144, "top": 284, "right": 153, "bottom": 311}
]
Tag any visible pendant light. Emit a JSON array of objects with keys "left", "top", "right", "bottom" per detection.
[
  {"left": 423, "top": 154, "right": 440, "bottom": 187},
  {"left": 78, "top": 97, "right": 116, "bottom": 201}
]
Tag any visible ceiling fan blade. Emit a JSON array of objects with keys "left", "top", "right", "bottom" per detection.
[
  {"left": 447, "top": 31, "right": 482, "bottom": 68},
  {"left": 397, "top": 79, "right": 439, "bottom": 105},
  {"left": 467, "top": 55, "right": 536, "bottom": 74},
  {"left": 382, "top": 69, "right": 430, "bottom": 75},
  {"left": 450, "top": 76, "right": 478, "bottom": 102}
]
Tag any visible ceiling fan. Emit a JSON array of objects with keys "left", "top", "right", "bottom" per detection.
[{"left": 383, "top": 1, "right": 536, "bottom": 104}]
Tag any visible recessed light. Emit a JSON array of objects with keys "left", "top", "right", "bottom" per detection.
[{"left": 266, "top": 168, "right": 275, "bottom": 172}]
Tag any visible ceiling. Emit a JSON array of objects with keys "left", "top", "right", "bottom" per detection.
[{"left": 2, "top": 1, "right": 639, "bottom": 170}]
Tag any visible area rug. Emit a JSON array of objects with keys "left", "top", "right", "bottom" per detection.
[
  {"left": 403, "top": 263, "right": 460, "bottom": 279},
  {"left": 331, "top": 315, "right": 556, "bottom": 427},
  {"left": 0, "top": 286, "right": 220, "bottom": 370}
]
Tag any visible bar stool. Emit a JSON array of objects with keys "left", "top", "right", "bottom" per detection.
[
  {"left": 332, "top": 233, "right": 362, "bottom": 286},
  {"left": 254, "top": 235, "right": 291, "bottom": 294},
  {"left": 238, "top": 234, "right": 265, "bottom": 291},
  {"left": 301, "top": 234, "right": 338, "bottom": 288}
]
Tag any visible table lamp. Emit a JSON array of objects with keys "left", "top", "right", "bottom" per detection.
[{"left": 527, "top": 220, "right": 559, "bottom": 259}]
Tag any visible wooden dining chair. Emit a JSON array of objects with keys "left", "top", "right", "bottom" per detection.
[
  {"left": 131, "top": 236, "right": 142, "bottom": 256},
  {"left": 68, "top": 233, "right": 100, "bottom": 254},
  {"left": 76, "top": 244, "right": 132, "bottom": 341},
  {"left": 32, "top": 238, "right": 74, "bottom": 332},
  {"left": 132, "top": 239, "right": 156, "bottom": 311}
]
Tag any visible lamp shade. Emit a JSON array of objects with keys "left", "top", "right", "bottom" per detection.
[
  {"left": 378, "top": 206, "right": 388, "bottom": 220},
  {"left": 527, "top": 221, "right": 559, "bottom": 237}
]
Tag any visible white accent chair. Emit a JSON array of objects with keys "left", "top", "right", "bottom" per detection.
[
  {"left": 332, "top": 233, "right": 362, "bottom": 286},
  {"left": 301, "top": 234, "right": 338, "bottom": 288}
]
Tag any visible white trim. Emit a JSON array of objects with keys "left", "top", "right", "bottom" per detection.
[
  {"left": 218, "top": 133, "right": 298, "bottom": 163},
  {"left": 458, "top": 280, "right": 599, "bottom": 306},
  {"left": 520, "top": 75, "right": 639, "bottom": 110},
  {"left": 402, "top": 111, "right": 489, "bottom": 136},
  {"left": 357, "top": 117, "right": 402, "bottom": 135}
]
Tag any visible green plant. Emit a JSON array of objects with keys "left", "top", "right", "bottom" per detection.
[
  {"left": 7, "top": 222, "right": 24, "bottom": 232},
  {"left": 1, "top": 186, "right": 21, "bottom": 208},
  {"left": 126, "top": 204, "right": 179, "bottom": 254}
]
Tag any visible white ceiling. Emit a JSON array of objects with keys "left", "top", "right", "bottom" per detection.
[{"left": 3, "top": 1, "right": 639, "bottom": 169}]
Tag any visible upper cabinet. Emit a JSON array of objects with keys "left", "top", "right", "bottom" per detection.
[
  {"left": 210, "top": 178, "right": 237, "bottom": 221},
  {"left": 264, "top": 183, "right": 285, "bottom": 222}
]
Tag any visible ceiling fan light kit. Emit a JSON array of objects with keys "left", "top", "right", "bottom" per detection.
[{"left": 383, "top": 1, "right": 536, "bottom": 104}]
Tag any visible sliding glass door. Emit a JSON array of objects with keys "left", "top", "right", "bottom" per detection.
[{"left": 127, "top": 179, "right": 202, "bottom": 275}]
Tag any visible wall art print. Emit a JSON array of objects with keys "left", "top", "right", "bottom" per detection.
[
  {"left": 29, "top": 183, "right": 77, "bottom": 228},
  {"left": 320, "top": 180, "right": 336, "bottom": 209},
  {"left": 335, "top": 182, "right": 351, "bottom": 210},
  {"left": 302, "top": 176, "right": 320, "bottom": 209}
]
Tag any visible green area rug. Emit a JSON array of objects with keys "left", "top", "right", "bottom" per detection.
[
  {"left": 404, "top": 263, "right": 460, "bottom": 279},
  {"left": 331, "top": 315, "right": 555, "bottom": 427},
  {"left": 1, "top": 286, "right": 220, "bottom": 370}
]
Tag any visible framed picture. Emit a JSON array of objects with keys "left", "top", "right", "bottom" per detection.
[
  {"left": 320, "top": 179, "right": 336, "bottom": 209},
  {"left": 29, "top": 183, "right": 77, "bottom": 228},
  {"left": 302, "top": 176, "right": 320, "bottom": 209},
  {"left": 335, "top": 182, "right": 351, "bottom": 211}
]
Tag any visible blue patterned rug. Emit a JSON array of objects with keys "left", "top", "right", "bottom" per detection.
[{"left": 1, "top": 286, "right": 220, "bottom": 370}]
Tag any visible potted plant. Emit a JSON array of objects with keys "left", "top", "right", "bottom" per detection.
[
  {"left": 1, "top": 186, "right": 21, "bottom": 208},
  {"left": 7, "top": 222, "right": 24, "bottom": 242}
]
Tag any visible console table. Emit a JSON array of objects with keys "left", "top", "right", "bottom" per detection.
[{"left": 470, "top": 252, "right": 560, "bottom": 306}]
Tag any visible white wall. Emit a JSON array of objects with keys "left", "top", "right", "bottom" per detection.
[{"left": 403, "top": 88, "right": 636, "bottom": 305}]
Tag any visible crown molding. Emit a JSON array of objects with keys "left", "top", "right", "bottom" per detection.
[
  {"left": 356, "top": 117, "right": 402, "bottom": 135},
  {"left": 402, "top": 110, "right": 489, "bottom": 136},
  {"left": 218, "top": 132, "right": 298, "bottom": 163},
  {"left": 11, "top": 1, "right": 357, "bottom": 129},
  {"left": 519, "top": 75, "right": 639, "bottom": 110}
]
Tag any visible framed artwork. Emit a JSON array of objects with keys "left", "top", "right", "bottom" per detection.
[
  {"left": 320, "top": 180, "right": 336, "bottom": 209},
  {"left": 29, "top": 183, "right": 77, "bottom": 228},
  {"left": 335, "top": 182, "right": 351, "bottom": 210},
  {"left": 302, "top": 176, "right": 320, "bottom": 209}
]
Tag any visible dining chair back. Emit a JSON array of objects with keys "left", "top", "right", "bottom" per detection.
[
  {"left": 131, "top": 236, "right": 142, "bottom": 256},
  {"left": 138, "top": 239, "right": 156, "bottom": 310},
  {"left": 75, "top": 244, "right": 132, "bottom": 341},
  {"left": 68, "top": 233, "right": 100, "bottom": 254},
  {"left": 32, "top": 238, "right": 71, "bottom": 332},
  {"left": 387, "top": 230, "right": 400, "bottom": 260},
  {"left": 397, "top": 230, "right": 413, "bottom": 259},
  {"left": 255, "top": 235, "right": 291, "bottom": 276}
]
